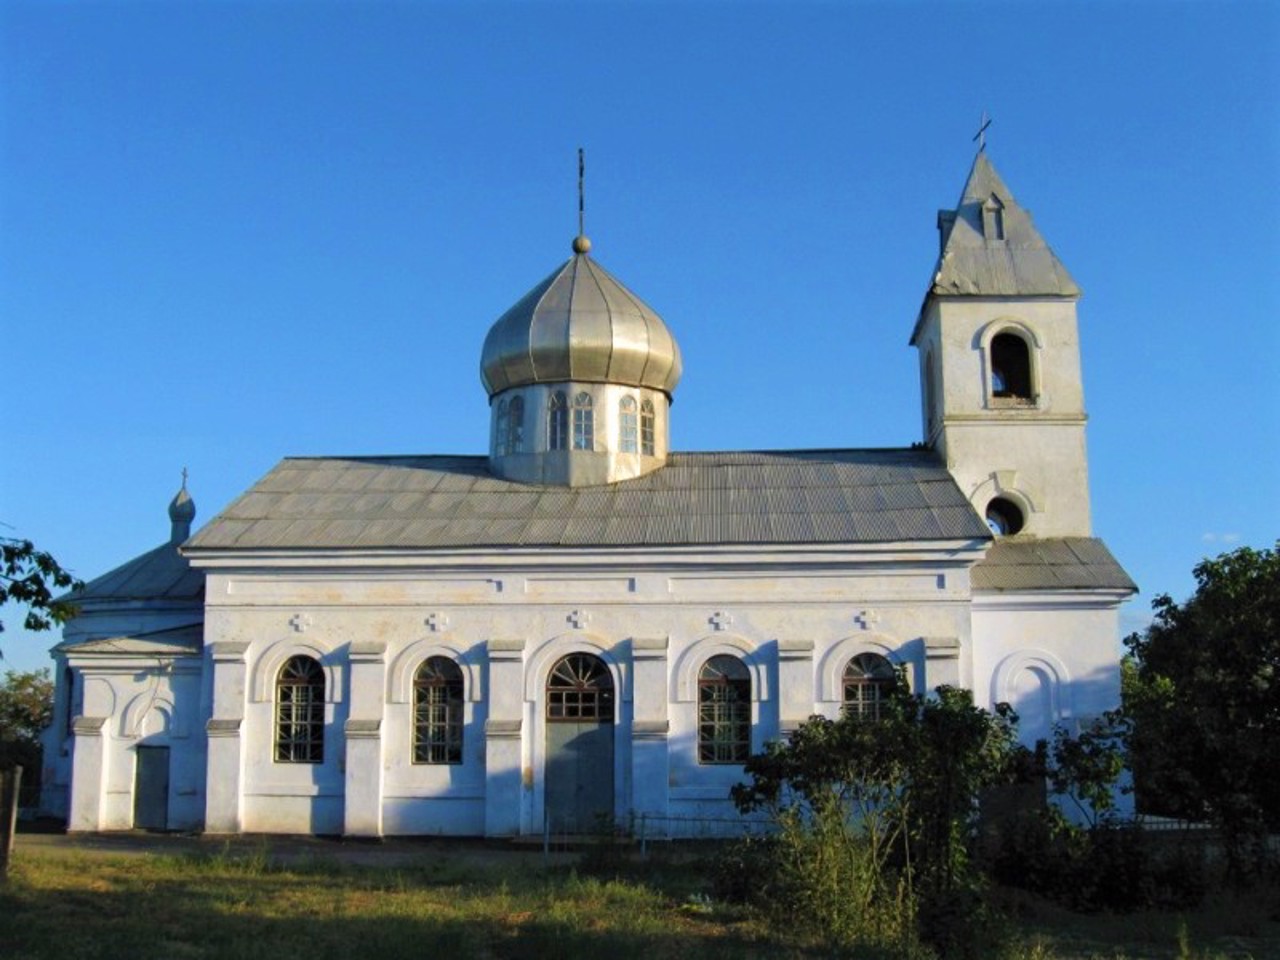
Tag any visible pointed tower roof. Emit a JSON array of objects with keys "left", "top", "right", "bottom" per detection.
[
  {"left": 927, "top": 152, "right": 1080, "bottom": 299},
  {"left": 479, "top": 235, "right": 682, "bottom": 398}
]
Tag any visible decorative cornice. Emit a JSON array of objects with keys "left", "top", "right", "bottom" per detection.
[
  {"left": 349, "top": 639, "right": 387, "bottom": 662},
  {"left": 205, "top": 718, "right": 242, "bottom": 737},
  {"left": 344, "top": 718, "right": 381, "bottom": 738},
  {"left": 924, "top": 636, "right": 961, "bottom": 660},
  {"left": 487, "top": 637, "right": 525, "bottom": 660},
  {"left": 778, "top": 638, "right": 815, "bottom": 660},
  {"left": 631, "top": 635, "right": 669, "bottom": 660},
  {"left": 484, "top": 718, "right": 522, "bottom": 739},
  {"left": 71, "top": 716, "right": 107, "bottom": 736},
  {"left": 210, "top": 640, "right": 251, "bottom": 662},
  {"left": 632, "top": 720, "right": 669, "bottom": 740}
]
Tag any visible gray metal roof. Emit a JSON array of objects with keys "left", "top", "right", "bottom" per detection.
[
  {"left": 186, "top": 449, "right": 991, "bottom": 552},
  {"left": 479, "top": 243, "right": 682, "bottom": 398},
  {"left": 972, "top": 538, "right": 1136, "bottom": 592},
  {"left": 927, "top": 153, "right": 1080, "bottom": 299},
  {"left": 57, "top": 622, "right": 203, "bottom": 655},
  {"left": 69, "top": 539, "right": 204, "bottom": 603}
]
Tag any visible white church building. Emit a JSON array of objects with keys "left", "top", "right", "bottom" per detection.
[{"left": 41, "top": 152, "right": 1135, "bottom": 837}]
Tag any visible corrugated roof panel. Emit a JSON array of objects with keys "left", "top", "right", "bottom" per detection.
[
  {"left": 878, "top": 482, "right": 929, "bottom": 510},
  {"left": 475, "top": 517, "right": 530, "bottom": 542},
  {"left": 603, "top": 514, "right": 649, "bottom": 543},
  {"left": 252, "top": 466, "right": 304, "bottom": 493},
  {"left": 224, "top": 492, "right": 282, "bottom": 518},
  {"left": 972, "top": 538, "right": 1136, "bottom": 592},
  {"left": 187, "top": 449, "right": 999, "bottom": 551}
]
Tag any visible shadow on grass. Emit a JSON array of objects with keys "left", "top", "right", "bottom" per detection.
[{"left": 0, "top": 850, "right": 818, "bottom": 960}]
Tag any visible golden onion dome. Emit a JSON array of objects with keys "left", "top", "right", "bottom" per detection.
[{"left": 480, "top": 236, "right": 682, "bottom": 398}]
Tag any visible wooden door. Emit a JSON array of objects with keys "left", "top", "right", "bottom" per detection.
[
  {"left": 133, "top": 745, "right": 169, "bottom": 831},
  {"left": 545, "top": 654, "right": 614, "bottom": 834}
]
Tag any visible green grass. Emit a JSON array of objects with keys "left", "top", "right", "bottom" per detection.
[{"left": 0, "top": 846, "right": 1276, "bottom": 960}]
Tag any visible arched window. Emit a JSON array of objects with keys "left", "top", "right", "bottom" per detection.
[
  {"left": 413, "top": 657, "right": 464, "bottom": 764},
  {"left": 698, "top": 655, "right": 751, "bottom": 764},
  {"left": 275, "top": 655, "right": 324, "bottom": 763},
  {"left": 619, "top": 396, "right": 638, "bottom": 453},
  {"left": 508, "top": 395, "right": 525, "bottom": 454},
  {"left": 495, "top": 398, "right": 510, "bottom": 456},
  {"left": 572, "top": 391, "right": 594, "bottom": 450},
  {"left": 640, "top": 398, "right": 656, "bottom": 456},
  {"left": 548, "top": 391, "right": 568, "bottom": 451},
  {"left": 990, "top": 332, "right": 1033, "bottom": 402},
  {"left": 842, "top": 653, "right": 896, "bottom": 721},
  {"left": 546, "top": 653, "right": 614, "bottom": 720}
]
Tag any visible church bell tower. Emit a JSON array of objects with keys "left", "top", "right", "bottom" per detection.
[{"left": 910, "top": 151, "right": 1092, "bottom": 538}]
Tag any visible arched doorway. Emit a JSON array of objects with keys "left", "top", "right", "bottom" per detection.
[{"left": 545, "top": 653, "right": 614, "bottom": 834}]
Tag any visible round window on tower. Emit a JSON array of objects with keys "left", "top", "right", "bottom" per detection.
[{"left": 985, "top": 497, "right": 1025, "bottom": 537}]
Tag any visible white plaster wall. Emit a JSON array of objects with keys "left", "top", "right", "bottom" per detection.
[
  {"left": 971, "top": 593, "right": 1125, "bottom": 742},
  {"left": 197, "top": 548, "right": 982, "bottom": 837},
  {"left": 61, "top": 655, "right": 206, "bottom": 831},
  {"left": 916, "top": 298, "right": 1093, "bottom": 537}
]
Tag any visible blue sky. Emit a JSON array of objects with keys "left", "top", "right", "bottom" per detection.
[{"left": 2, "top": 1, "right": 1277, "bottom": 674}]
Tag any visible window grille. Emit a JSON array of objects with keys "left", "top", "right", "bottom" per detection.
[
  {"left": 413, "top": 657, "right": 464, "bottom": 764},
  {"left": 508, "top": 395, "right": 525, "bottom": 454},
  {"left": 698, "top": 655, "right": 750, "bottom": 764},
  {"left": 547, "top": 653, "right": 614, "bottom": 721},
  {"left": 572, "top": 392, "right": 594, "bottom": 451},
  {"left": 275, "top": 655, "right": 325, "bottom": 763},
  {"left": 495, "top": 399, "right": 509, "bottom": 456},
  {"left": 842, "top": 653, "right": 896, "bottom": 721},
  {"left": 640, "top": 398, "right": 656, "bottom": 456},
  {"left": 619, "top": 396, "right": 638, "bottom": 453},
  {"left": 548, "top": 391, "right": 568, "bottom": 450}
]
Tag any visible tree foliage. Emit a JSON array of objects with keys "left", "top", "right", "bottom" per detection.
[
  {"left": 0, "top": 668, "right": 55, "bottom": 798},
  {"left": 729, "top": 676, "right": 1020, "bottom": 957},
  {"left": 0, "top": 668, "right": 54, "bottom": 745},
  {"left": 1046, "top": 713, "right": 1127, "bottom": 828},
  {"left": 1124, "top": 542, "right": 1280, "bottom": 871},
  {"left": 0, "top": 536, "right": 82, "bottom": 652}
]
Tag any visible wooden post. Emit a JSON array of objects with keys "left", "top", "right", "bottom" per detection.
[{"left": 0, "top": 765, "right": 22, "bottom": 879}]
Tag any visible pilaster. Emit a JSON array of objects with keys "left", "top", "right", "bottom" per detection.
[
  {"left": 777, "top": 638, "right": 816, "bottom": 735},
  {"left": 630, "top": 636, "right": 670, "bottom": 827},
  {"left": 924, "top": 635, "right": 961, "bottom": 688},
  {"left": 204, "top": 640, "right": 249, "bottom": 834},
  {"left": 484, "top": 638, "right": 525, "bottom": 836},
  {"left": 67, "top": 716, "right": 107, "bottom": 832},
  {"left": 344, "top": 639, "right": 387, "bottom": 837}
]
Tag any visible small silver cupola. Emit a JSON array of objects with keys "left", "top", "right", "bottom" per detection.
[{"left": 168, "top": 469, "right": 196, "bottom": 543}]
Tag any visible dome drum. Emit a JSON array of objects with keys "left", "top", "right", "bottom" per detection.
[{"left": 489, "top": 382, "right": 670, "bottom": 486}]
